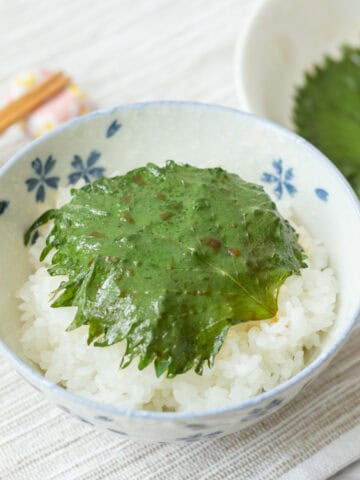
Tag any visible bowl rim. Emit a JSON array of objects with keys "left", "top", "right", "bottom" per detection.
[
  {"left": 0, "top": 100, "right": 359, "bottom": 421},
  {"left": 233, "top": 0, "right": 271, "bottom": 112}
]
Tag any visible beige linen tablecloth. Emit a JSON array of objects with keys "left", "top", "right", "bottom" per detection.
[{"left": 0, "top": 1, "right": 359, "bottom": 478}]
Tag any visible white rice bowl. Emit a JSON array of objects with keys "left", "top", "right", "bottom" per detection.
[{"left": 17, "top": 184, "right": 337, "bottom": 412}]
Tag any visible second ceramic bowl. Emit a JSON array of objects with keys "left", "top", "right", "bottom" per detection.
[{"left": 234, "top": 0, "right": 360, "bottom": 128}]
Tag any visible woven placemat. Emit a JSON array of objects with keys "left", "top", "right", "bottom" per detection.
[{"left": 0, "top": 327, "right": 358, "bottom": 480}]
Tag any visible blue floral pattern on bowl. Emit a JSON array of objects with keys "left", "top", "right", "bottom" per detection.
[
  {"left": 106, "top": 119, "right": 122, "bottom": 138},
  {"left": 30, "top": 230, "right": 40, "bottom": 245},
  {"left": 0, "top": 200, "right": 9, "bottom": 215},
  {"left": 261, "top": 159, "right": 296, "bottom": 199},
  {"left": 25, "top": 156, "right": 60, "bottom": 202},
  {"left": 68, "top": 150, "right": 105, "bottom": 185},
  {"left": 315, "top": 188, "right": 329, "bottom": 202},
  {"left": 240, "top": 397, "right": 284, "bottom": 423}
]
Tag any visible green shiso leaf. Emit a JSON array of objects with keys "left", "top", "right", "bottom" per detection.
[
  {"left": 293, "top": 46, "right": 360, "bottom": 198},
  {"left": 25, "top": 161, "right": 306, "bottom": 377}
]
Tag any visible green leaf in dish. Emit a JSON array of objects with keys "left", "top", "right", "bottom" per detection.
[
  {"left": 25, "top": 161, "right": 306, "bottom": 377},
  {"left": 293, "top": 46, "right": 360, "bottom": 198}
]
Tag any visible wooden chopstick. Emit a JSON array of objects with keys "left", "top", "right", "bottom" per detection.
[{"left": 0, "top": 71, "right": 71, "bottom": 134}]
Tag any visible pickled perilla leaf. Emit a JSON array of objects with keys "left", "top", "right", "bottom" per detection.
[
  {"left": 294, "top": 46, "right": 360, "bottom": 198},
  {"left": 25, "top": 161, "right": 306, "bottom": 377}
]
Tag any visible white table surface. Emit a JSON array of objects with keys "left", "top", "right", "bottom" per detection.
[{"left": 0, "top": 1, "right": 359, "bottom": 478}]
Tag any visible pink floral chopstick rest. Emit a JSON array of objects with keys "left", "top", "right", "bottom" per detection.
[{"left": 5, "top": 69, "right": 90, "bottom": 138}]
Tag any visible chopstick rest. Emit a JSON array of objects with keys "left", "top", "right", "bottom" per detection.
[{"left": 2, "top": 69, "right": 91, "bottom": 137}]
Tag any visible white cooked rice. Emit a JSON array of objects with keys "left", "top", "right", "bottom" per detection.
[{"left": 17, "top": 186, "right": 337, "bottom": 412}]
